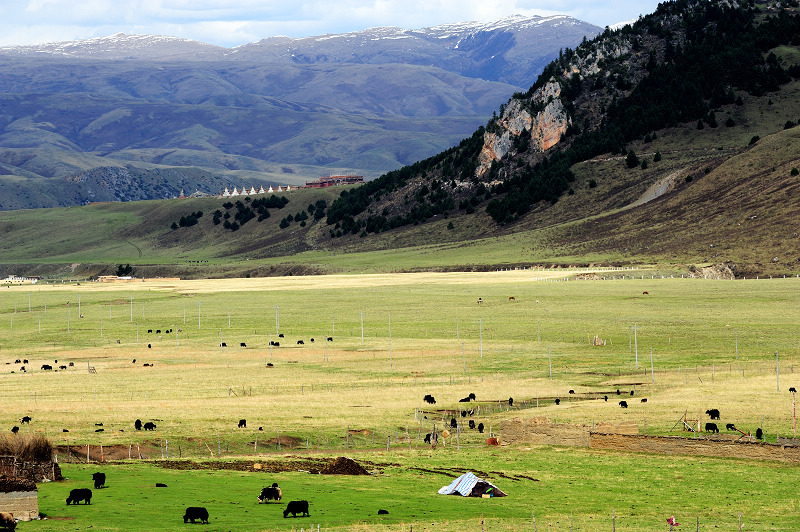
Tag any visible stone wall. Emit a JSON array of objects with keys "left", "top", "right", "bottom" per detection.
[
  {"left": 0, "top": 477, "right": 38, "bottom": 521},
  {"left": 590, "top": 433, "right": 800, "bottom": 463},
  {"left": 0, "top": 456, "right": 61, "bottom": 482}
]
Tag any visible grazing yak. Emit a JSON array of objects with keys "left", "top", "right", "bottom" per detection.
[
  {"left": 0, "top": 511, "right": 15, "bottom": 530},
  {"left": 20, "top": 416, "right": 31, "bottom": 424},
  {"left": 458, "top": 393, "right": 476, "bottom": 403},
  {"left": 568, "top": 390, "right": 575, "bottom": 394},
  {"left": 554, "top": 398, "right": 560, "bottom": 405},
  {"left": 423, "top": 433, "right": 434, "bottom": 444},
  {"left": 468, "top": 420, "right": 475, "bottom": 429},
  {"left": 327, "top": 337, "right": 333, "bottom": 342},
  {"left": 278, "top": 334, "right": 284, "bottom": 338},
  {"left": 240, "top": 343, "right": 246, "bottom": 348},
  {"left": 257, "top": 484, "right": 282, "bottom": 503},
  {"left": 756, "top": 428, "right": 764, "bottom": 440},
  {"left": 220, "top": 342, "right": 227, "bottom": 347},
  {"left": 283, "top": 500, "right": 310, "bottom": 518},
  {"left": 619, "top": 401, "right": 628, "bottom": 408},
  {"left": 183, "top": 507, "right": 209, "bottom": 524},
  {"left": 297, "top": 340, "right": 304, "bottom": 345},
  {"left": 238, "top": 419, "right": 246, "bottom": 428},
  {"left": 450, "top": 418, "right": 457, "bottom": 429},
  {"left": 726, "top": 423, "right": 737, "bottom": 431},
  {"left": 92, "top": 472, "right": 106, "bottom": 489},
  {"left": 790, "top": 387, "right": 797, "bottom": 393},
  {"left": 378, "top": 509, "right": 389, "bottom": 515},
  {"left": 40, "top": 364, "right": 52, "bottom": 371},
  {"left": 134, "top": 419, "right": 142, "bottom": 431},
  {"left": 603, "top": 395, "right": 608, "bottom": 401},
  {"left": 508, "top": 397, "right": 514, "bottom": 407},
  {"left": 477, "top": 423, "right": 484, "bottom": 433},
  {"left": 641, "top": 398, "right": 648, "bottom": 403},
  {"left": 143, "top": 422, "right": 156, "bottom": 431},
  {"left": 706, "top": 409, "right": 720, "bottom": 420},
  {"left": 156, "top": 483, "right": 167, "bottom": 487},
  {"left": 10, "top": 427, "right": 19, "bottom": 435},
  {"left": 66, "top": 488, "right": 92, "bottom": 505},
  {"left": 705, "top": 423, "right": 719, "bottom": 433},
  {"left": 423, "top": 394, "right": 436, "bottom": 404}
]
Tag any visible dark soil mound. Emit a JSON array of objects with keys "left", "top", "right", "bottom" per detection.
[{"left": 320, "top": 456, "right": 369, "bottom": 475}]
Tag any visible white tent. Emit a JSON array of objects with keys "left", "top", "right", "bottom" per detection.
[{"left": 438, "top": 472, "right": 506, "bottom": 497}]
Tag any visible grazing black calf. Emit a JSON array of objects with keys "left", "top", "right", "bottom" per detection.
[
  {"left": 183, "top": 506, "right": 209, "bottom": 524},
  {"left": 756, "top": 427, "right": 763, "bottom": 440},
  {"left": 378, "top": 509, "right": 389, "bottom": 515},
  {"left": 310, "top": 338, "right": 314, "bottom": 343},
  {"left": 143, "top": 422, "right": 156, "bottom": 431},
  {"left": 619, "top": 401, "right": 628, "bottom": 408},
  {"left": 603, "top": 395, "right": 608, "bottom": 401},
  {"left": 477, "top": 423, "right": 484, "bottom": 433},
  {"left": 69, "top": 362, "right": 74, "bottom": 367},
  {"left": 266, "top": 363, "right": 274, "bottom": 367},
  {"left": 450, "top": 418, "right": 457, "bottom": 429},
  {"left": 705, "top": 423, "right": 719, "bottom": 433},
  {"left": 132, "top": 359, "right": 136, "bottom": 364},
  {"left": 135, "top": 419, "right": 142, "bottom": 430},
  {"left": 790, "top": 387, "right": 797, "bottom": 393},
  {"left": 95, "top": 428, "right": 104, "bottom": 432},
  {"left": 423, "top": 394, "right": 436, "bottom": 404},
  {"left": 11, "top": 426, "right": 19, "bottom": 434},
  {"left": 327, "top": 337, "right": 333, "bottom": 341},
  {"left": 283, "top": 500, "right": 309, "bottom": 518},
  {"left": 706, "top": 409, "right": 720, "bottom": 420},
  {"left": 460, "top": 410, "right": 467, "bottom": 417},
  {"left": 156, "top": 330, "right": 161, "bottom": 334},
  {"left": 630, "top": 390, "right": 634, "bottom": 396},
  {"left": 95, "top": 423, "right": 103, "bottom": 426},
  {"left": 156, "top": 483, "right": 167, "bottom": 487},
  {"left": 66, "top": 488, "right": 92, "bottom": 505},
  {"left": 240, "top": 343, "right": 246, "bottom": 347},
  {"left": 616, "top": 389, "right": 621, "bottom": 395},
  {"left": 40, "top": 364, "right": 52, "bottom": 371},
  {"left": 554, "top": 398, "right": 560, "bottom": 405},
  {"left": 220, "top": 342, "right": 227, "bottom": 347},
  {"left": 21, "top": 416, "right": 31, "bottom": 424},
  {"left": 92, "top": 472, "right": 106, "bottom": 489},
  {"left": 148, "top": 329, "right": 152, "bottom": 333},
  {"left": 23, "top": 359, "right": 28, "bottom": 364},
  {"left": 278, "top": 333, "right": 284, "bottom": 338},
  {"left": 257, "top": 484, "right": 282, "bottom": 503},
  {"left": 641, "top": 398, "right": 647, "bottom": 403},
  {"left": 423, "top": 433, "right": 432, "bottom": 444},
  {"left": 238, "top": 419, "right": 246, "bottom": 428},
  {"left": 147, "top": 344, "right": 151, "bottom": 349},
  {"left": 509, "top": 397, "right": 514, "bottom": 406},
  {"left": 726, "top": 423, "right": 736, "bottom": 431},
  {"left": 468, "top": 420, "right": 475, "bottom": 429},
  {"left": 297, "top": 340, "right": 304, "bottom": 345},
  {"left": 568, "top": 390, "right": 575, "bottom": 394}
]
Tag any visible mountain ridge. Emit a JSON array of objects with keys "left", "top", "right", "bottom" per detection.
[{"left": 0, "top": 14, "right": 601, "bottom": 211}]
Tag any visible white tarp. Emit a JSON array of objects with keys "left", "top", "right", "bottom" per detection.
[{"left": 438, "top": 472, "right": 480, "bottom": 496}]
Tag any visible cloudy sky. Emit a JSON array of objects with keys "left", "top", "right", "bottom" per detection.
[{"left": 0, "top": 0, "right": 663, "bottom": 47}]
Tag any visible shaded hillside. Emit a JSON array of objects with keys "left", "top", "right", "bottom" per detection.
[{"left": 322, "top": 1, "right": 800, "bottom": 239}]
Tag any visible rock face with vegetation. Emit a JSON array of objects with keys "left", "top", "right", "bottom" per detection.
[{"left": 325, "top": 0, "right": 800, "bottom": 231}]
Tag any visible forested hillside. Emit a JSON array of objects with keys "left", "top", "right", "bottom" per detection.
[{"left": 325, "top": 0, "right": 800, "bottom": 234}]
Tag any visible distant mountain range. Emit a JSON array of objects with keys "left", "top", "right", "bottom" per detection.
[{"left": 0, "top": 15, "right": 601, "bottom": 210}]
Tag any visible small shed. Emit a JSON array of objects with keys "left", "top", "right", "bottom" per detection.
[{"left": 0, "top": 477, "right": 38, "bottom": 521}]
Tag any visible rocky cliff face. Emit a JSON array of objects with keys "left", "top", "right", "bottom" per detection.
[{"left": 476, "top": 80, "right": 570, "bottom": 178}]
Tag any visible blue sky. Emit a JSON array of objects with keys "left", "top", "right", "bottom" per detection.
[{"left": 0, "top": 0, "right": 664, "bottom": 47}]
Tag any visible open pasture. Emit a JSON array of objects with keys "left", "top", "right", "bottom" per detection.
[{"left": 1, "top": 270, "right": 800, "bottom": 529}]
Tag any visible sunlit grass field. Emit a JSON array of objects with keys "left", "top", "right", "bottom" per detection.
[{"left": 2, "top": 270, "right": 800, "bottom": 530}]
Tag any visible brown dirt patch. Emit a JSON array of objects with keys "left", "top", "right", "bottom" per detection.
[{"left": 320, "top": 457, "right": 369, "bottom": 475}]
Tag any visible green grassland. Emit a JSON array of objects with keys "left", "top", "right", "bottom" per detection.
[{"left": 1, "top": 272, "right": 799, "bottom": 530}]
